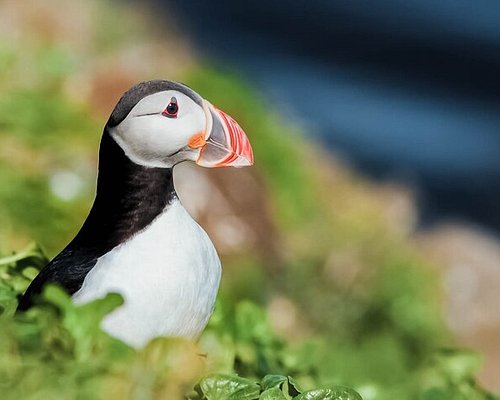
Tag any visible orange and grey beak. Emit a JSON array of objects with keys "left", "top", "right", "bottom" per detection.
[{"left": 189, "top": 100, "right": 254, "bottom": 168}]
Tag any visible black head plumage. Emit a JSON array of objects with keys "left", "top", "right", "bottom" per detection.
[{"left": 107, "top": 80, "right": 202, "bottom": 128}]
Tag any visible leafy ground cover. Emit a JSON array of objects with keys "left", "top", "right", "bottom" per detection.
[{"left": 0, "top": 246, "right": 496, "bottom": 400}]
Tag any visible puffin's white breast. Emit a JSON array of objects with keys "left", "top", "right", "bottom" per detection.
[{"left": 72, "top": 199, "right": 221, "bottom": 348}]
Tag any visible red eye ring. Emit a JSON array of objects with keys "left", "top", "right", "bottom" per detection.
[{"left": 162, "top": 97, "right": 178, "bottom": 118}]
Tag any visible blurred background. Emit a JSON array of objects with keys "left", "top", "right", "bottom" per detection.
[
  {"left": 1, "top": 0, "right": 499, "bottom": 396},
  {"left": 164, "top": 0, "right": 500, "bottom": 232}
]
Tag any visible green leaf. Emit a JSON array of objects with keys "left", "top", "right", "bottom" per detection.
[
  {"left": 42, "top": 284, "right": 73, "bottom": 310},
  {"left": 0, "top": 242, "right": 47, "bottom": 267},
  {"left": 235, "top": 301, "right": 273, "bottom": 343},
  {"left": 198, "top": 374, "right": 260, "bottom": 400},
  {"left": 294, "top": 387, "right": 363, "bottom": 400},
  {"left": 40, "top": 285, "right": 127, "bottom": 360},
  {"left": 433, "top": 349, "right": 483, "bottom": 383},
  {"left": 261, "top": 375, "right": 289, "bottom": 391},
  {"left": 0, "top": 243, "right": 48, "bottom": 302},
  {"left": 420, "top": 388, "right": 455, "bottom": 400},
  {"left": 0, "top": 278, "right": 18, "bottom": 316},
  {"left": 261, "top": 375, "right": 302, "bottom": 397},
  {"left": 260, "top": 387, "right": 290, "bottom": 400},
  {"left": 287, "top": 376, "right": 303, "bottom": 396}
]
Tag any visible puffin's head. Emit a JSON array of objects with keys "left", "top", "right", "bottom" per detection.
[{"left": 106, "top": 80, "right": 253, "bottom": 169}]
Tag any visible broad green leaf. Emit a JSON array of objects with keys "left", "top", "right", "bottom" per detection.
[
  {"left": 294, "top": 387, "right": 363, "bottom": 400},
  {"left": 261, "top": 375, "right": 288, "bottom": 391},
  {"left": 198, "top": 374, "right": 260, "bottom": 400},
  {"left": 260, "top": 387, "right": 289, "bottom": 400},
  {"left": 261, "top": 375, "right": 302, "bottom": 397}
]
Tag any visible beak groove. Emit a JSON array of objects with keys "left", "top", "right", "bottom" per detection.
[{"left": 196, "top": 100, "right": 254, "bottom": 168}]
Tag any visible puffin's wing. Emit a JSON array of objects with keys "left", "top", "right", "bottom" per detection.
[{"left": 16, "top": 249, "right": 98, "bottom": 311}]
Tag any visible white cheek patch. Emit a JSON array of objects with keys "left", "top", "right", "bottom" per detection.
[{"left": 110, "top": 91, "right": 206, "bottom": 168}]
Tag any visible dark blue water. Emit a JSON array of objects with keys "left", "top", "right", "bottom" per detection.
[{"left": 159, "top": 0, "right": 500, "bottom": 232}]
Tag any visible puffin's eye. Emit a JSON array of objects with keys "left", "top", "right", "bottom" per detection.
[{"left": 162, "top": 97, "right": 178, "bottom": 118}]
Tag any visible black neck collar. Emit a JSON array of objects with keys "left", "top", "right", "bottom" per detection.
[{"left": 70, "top": 129, "right": 176, "bottom": 252}]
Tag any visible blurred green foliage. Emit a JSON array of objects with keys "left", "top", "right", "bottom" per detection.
[
  {"left": 0, "top": 248, "right": 497, "bottom": 400},
  {"left": 0, "top": 38, "right": 98, "bottom": 254}
]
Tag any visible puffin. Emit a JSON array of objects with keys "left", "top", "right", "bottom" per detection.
[{"left": 17, "top": 80, "right": 254, "bottom": 348}]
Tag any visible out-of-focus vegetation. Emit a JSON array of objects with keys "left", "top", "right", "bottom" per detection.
[
  {"left": 0, "top": 0, "right": 498, "bottom": 399},
  {"left": 0, "top": 247, "right": 496, "bottom": 400}
]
